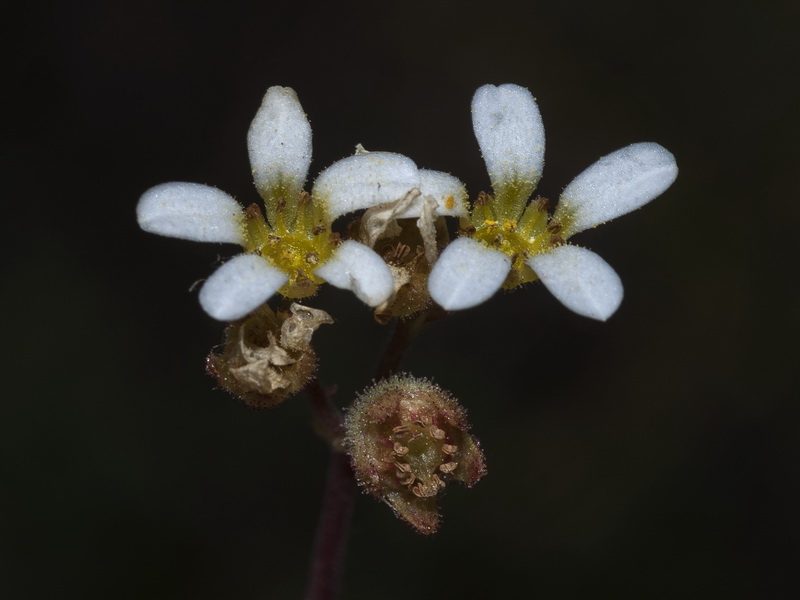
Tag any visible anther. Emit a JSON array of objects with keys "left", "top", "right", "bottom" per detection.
[
  {"left": 546, "top": 221, "right": 562, "bottom": 233},
  {"left": 429, "top": 426, "right": 446, "bottom": 440},
  {"left": 393, "top": 442, "right": 409, "bottom": 456},
  {"left": 439, "top": 462, "right": 458, "bottom": 474},
  {"left": 442, "top": 444, "right": 458, "bottom": 455},
  {"left": 394, "top": 463, "right": 414, "bottom": 478},
  {"left": 399, "top": 474, "right": 416, "bottom": 487},
  {"left": 304, "top": 252, "right": 319, "bottom": 265},
  {"left": 475, "top": 191, "right": 492, "bottom": 206},
  {"left": 245, "top": 203, "right": 263, "bottom": 219},
  {"left": 412, "top": 482, "right": 438, "bottom": 498}
]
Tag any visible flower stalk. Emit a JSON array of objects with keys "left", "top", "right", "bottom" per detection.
[{"left": 304, "top": 381, "right": 353, "bottom": 600}]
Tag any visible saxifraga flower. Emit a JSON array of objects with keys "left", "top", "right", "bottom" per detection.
[
  {"left": 428, "top": 84, "right": 678, "bottom": 320},
  {"left": 137, "top": 87, "right": 436, "bottom": 320}
]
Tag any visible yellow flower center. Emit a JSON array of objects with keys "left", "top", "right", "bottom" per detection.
[
  {"left": 465, "top": 193, "right": 574, "bottom": 289},
  {"left": 241, "top": 192, "right": 337, "bottom": 299}
]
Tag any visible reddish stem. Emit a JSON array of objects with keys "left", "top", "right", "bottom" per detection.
[
  {"left": 304, "top": 308, "right": 441, "bottom": 599},
  {"left": 304, "top": 450, "right": 356, "bottom": 600}
]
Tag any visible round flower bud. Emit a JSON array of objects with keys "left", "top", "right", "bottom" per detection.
[{"left": 344, "top": 375, "right": 486, "bottom": 534}]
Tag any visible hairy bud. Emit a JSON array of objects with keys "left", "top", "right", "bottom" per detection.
[
  {"left": 206, "top": 303, "right": 332, "bottom": 408},
  {"left": 344, "top": 375, "right": 486, "bottom": 534}
]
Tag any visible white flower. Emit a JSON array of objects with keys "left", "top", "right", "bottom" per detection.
[
  {"left": 428, "top": 83, "right": 678, "bottom": 320},
  {"left": 138, "top": 87, "right": 404, "bottom": 321}
]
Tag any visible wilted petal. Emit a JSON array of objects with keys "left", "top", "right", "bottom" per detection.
[
  {"left": 428, "top": 237, "right": 511, "bottom": 310},
  {"left": 137, "top": 182, "right": 245, "bottom": 244},
  {"left": 526, "top": 245, "right": 623, "bottom": 321},
  {"left": 199, "top": 254, "right": 289, "bottom": 321},
  {"left": 556, "top": 142, "right": 678, "bottom": 236},
  {"left": 394, "top": 169, "right": 469, "bottom": 219},
  {"left": 313, "top": 152, "right": 420, "bottom": 219},
  {"left": 472, "top": 84, "right": 545, "bottom": 199},
  {"left": 314, "top": 240, "right": 394, "bottom": 306},
  {"left": 248, "top": 86, "right": 312, "bottom": 196}
]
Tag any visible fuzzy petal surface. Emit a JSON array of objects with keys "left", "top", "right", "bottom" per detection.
[
  {"left": 314, "top": 240, "right": 394, "bottom": 306},
  {"left": 527, "top": 245, "right": 623, "bottom": 321},
  {"left": 394, "top": 169, "right": 469, "bottom": 219},
  {"left": 313, "top": 152, "right": 420, "bottom": 219},
  {"left": 472, "top": 84, "right": 545, "bottom": 198},
  {"left": 199, "top": 254, "right": 288, "bottom": 321},
  {"left": 556, "top": 142, "right": 678, "bottom": 235},
  {"left": 428, "top": 237, "right": 511, "bottom": 310},
  {"left": 137, "top": 182, "right": 244, "bottom": 244},
  {"left": 248, "top": 86, "right": 312, "bottom": 196}
]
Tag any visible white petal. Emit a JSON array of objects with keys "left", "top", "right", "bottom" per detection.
[
  {"left": 137, "top": 182, "right": 244, "bottom": 244},
  {"left": 556, "top": 142, "right": 678, "bottom": 235},
  {"left": 472, "top": 83, "right": 545, "bottom": 195},
  {"left": 247, "top": 86, "right": 312, "bottom": 195},
  {"left": 527, "top": 245, "right": 623, "bottom": 321},
  {"left": 314, "top": 240, "right": 394, "bottom": 306},
  {"left": 199, "top": 254, "right": 288, "bottom": 321},
  {"left": 312, "top": 152, "right": 420, "bottom": 219},
  {"left": 428, "top": 237, "right": 511, "bottom": 310},
  {"left": 394, "top": 169, "right": 469, "bottom": 218}
]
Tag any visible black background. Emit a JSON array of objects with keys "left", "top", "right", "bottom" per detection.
[{"left": 4, "top": 1, "right": 799, "bottom": 598}]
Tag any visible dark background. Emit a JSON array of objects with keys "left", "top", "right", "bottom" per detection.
[{"left": 5, "top": 0, "right": 799, "bottom": 598}]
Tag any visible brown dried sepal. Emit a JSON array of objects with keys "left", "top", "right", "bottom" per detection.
[
  {"left": 344, "top": 375, "right": 486, "bottom": 534},
  {"left": 206, "top": 303, "right": 333, "bottom": 408}
]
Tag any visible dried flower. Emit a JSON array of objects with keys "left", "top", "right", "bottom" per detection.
[
  {"left": 314, "top": 148, "right": 467, "bottom": 319},
  {"left": 344, "top": 375, "right": 485, "bottom": 534},
  {"left": 206, "top": 303, "right": 332, "bottom": 408}
]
